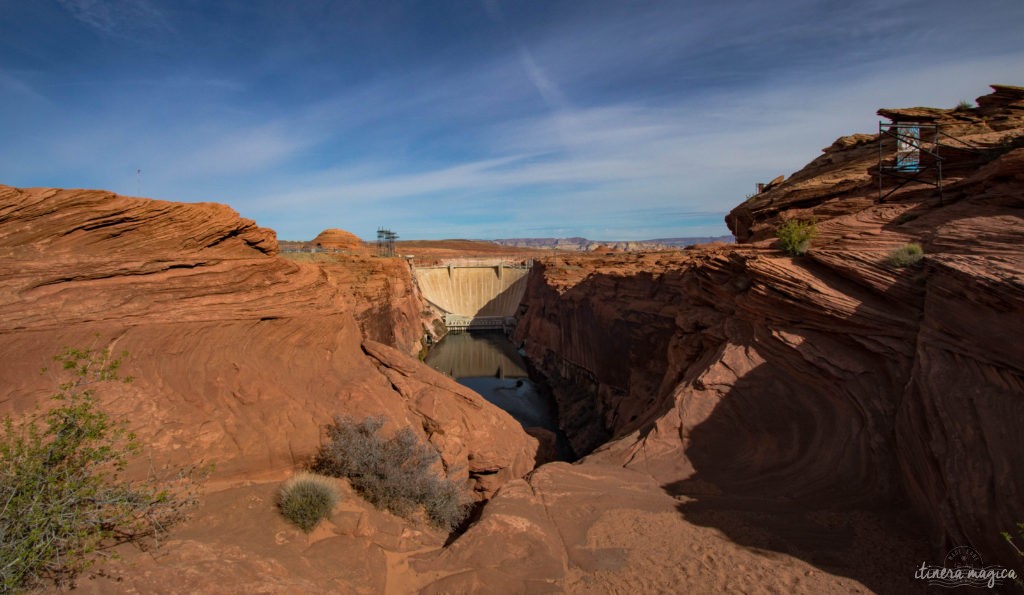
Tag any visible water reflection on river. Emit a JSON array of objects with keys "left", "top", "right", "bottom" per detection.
[{"left": 424, "top": 331, "right": 573, "bottom": 460}]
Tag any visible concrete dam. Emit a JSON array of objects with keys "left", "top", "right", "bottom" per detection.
[{"left": 413, "top": 260, "right": 531, "bottom": 330}]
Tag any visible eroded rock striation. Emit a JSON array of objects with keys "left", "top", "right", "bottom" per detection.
[
  {"left": 311, "top": 227, "right": 365, "bottom": 251},
  {"left": 514, "top": 84, "right": 1024, "bottom": 578},
  {"left": 0, "top": 185, "right": 536, "bottom": 493}
]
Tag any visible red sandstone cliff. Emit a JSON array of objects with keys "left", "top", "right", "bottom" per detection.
[
  {"left": 513, "top": 84, "right": 1024, "bottom": 583},
  {"left": 0, "top": 185, "right": 536, "bottom": 493},
  {"left": 286, "top": 251, "right": 436, "bottom": 355}
]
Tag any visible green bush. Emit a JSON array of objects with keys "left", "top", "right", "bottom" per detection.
[
  {"left": 0, "top": 347, "right": 194, "bottom": 592},
  {"left": 775, "top": 219, "right": 818, "bottom": 256},
  {"left": 278, "top": 472, "right": 340, "bottom": 532},
  {"left": 312, "top": 416, "right": 468, "bottom": 530},
  {"left": 887, "top": 243, "right": 924, "bottom": 267}
]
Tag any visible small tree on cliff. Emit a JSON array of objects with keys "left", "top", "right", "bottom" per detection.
[{"left": 0, "top": 346, "right": 197, "bottom": 591}]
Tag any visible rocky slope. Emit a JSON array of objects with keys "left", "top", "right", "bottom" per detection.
[
  {"left": 513, "top": 84, "right": 1024, "bottom": 582},
  {"left": 0, "top": 185, "right": 540, "bottom": 590}
]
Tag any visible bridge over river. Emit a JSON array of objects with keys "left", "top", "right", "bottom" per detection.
[{"left": 412, "top": 259, "right": 532, "bottom": 331}]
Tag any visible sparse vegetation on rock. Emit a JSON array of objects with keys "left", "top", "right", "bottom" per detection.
[
  {"left": 1002, "top": 523, "right": 1024, "bottom": 587},
  {"left": 893, "top": 212, "right": 919, "bottom": 225},
  {"left": 277, "top": 472, "right": 340, "bottom": 532},
  {"left": 1002, "top": 522, "right": 1024, "bottom": 554},
  {"left": 775, "top": 219, "right": 818, "bottom": 256},
  {"left": 887, "top": 243, "right": 924, "bottom": 267},
  {"left": 0, "top": 347, "right": 194, "bottom": 592},
  {"left": 312, "top": 416, "right": 468, "bottom": 530}
]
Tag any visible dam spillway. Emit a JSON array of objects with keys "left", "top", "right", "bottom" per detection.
[{"left": 413, "top": 260, "right": 531, "bottom": 330}]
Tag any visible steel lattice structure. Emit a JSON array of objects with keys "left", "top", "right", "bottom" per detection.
[{"left": 376, "top": 227, "right": 398, "bottom": 257}]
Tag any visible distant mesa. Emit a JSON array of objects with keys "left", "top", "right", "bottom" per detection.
[
  {"left": 492, "top": 235, "right": 734, "bottom": 252},
  {"left": 311, "top": 228, "right": 364, "bottom": 251}
]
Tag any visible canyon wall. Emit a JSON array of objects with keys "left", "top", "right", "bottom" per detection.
[
  {"left": 302, "top": 251, "right": 434, "bottom": 355},
  {"left": 515, "top": 85, "right": 1024, "bottom": 571},
  {"left": 0, "top": 185, "right": 537, "bottom": 496}
]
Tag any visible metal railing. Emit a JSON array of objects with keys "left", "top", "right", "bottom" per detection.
[
  {"left": 416, "top": 258, "right": 534, "bottom": 269},
  {"left": 443, "top": 314, "right": 516, "bottom": 331}
]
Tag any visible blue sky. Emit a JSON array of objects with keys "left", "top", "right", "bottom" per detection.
[{"left": 2, "top": 1, "right": 1022, "bottom": 240}]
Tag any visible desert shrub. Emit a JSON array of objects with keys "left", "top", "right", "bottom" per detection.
[
  {"left": 887, "top": 243, "right": 924, "bottom": 267},
  {"left": 311, "top": 416, "right": 468, "bottom": 530},
  {"left": 0, "top": 346, "right": 194, "bottom": 592},
  {"left": 278, "top": 472, "right": 340, "bottom": 532},
  {"left": 775, "top": 219, "right": 818, "bottom": 256},
  {"left": 955, "top": 99, "right": 974, "bottom": 111}
]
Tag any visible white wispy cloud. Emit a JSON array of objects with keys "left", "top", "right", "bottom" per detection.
[
  {"left": 0, "top": 70, "right": 51, "bottom": 105},
  {"left": 170, "top": 126, "right": 314, "bottom": 177},
  {"left": 57, "top": 0, "right": 173, "bottom": 39},
  {"left": 244, "top": 43, "right": 1024, "bottom": 240},
  {"left": 517, "top": 45, "right": 568, "bottom": 113},
  {"left": 4, "top": 0, "right": 1023, "bottom": 241}
]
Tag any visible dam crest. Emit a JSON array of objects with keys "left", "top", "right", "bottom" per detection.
[{"left": 412, "top": 259, "right": 532, "bottom": 331}]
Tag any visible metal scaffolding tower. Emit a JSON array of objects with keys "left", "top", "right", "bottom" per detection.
[
  {"left": 376, "top": 227, "right": 398, "bottom": 257},
  {"left": 878, "top": 121, "right": 942, "bottom": 202}
]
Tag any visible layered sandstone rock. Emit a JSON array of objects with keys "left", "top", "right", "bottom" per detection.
[
  {"left": 292, "top": 251, "right": 435, "bottom": 355},
  {"left": 728, "top": 84, "right": 1024, "bottom": 243},
  {"left": 311, "top": 227, "right": 364, "bottom": 251},
  {"left": 0, "top": 185, "right": 536, "bottom": 494},
  {"left": 515, "top": 85, "right": 1024, "bottom": 576},
  {"left": 408, "top": 462, "right": 926, "bottom": 593},
  {"left": 78, "top": 460, "right": 916, "bottom": 593}
]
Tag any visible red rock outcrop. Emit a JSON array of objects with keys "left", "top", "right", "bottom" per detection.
[
  {"left": 77, "top": 459, "right": 920, "bottom": 593},
  {"left": 311, "top": 227, "right": 364, "bottom": 251},
  {"left": 514, "top": 84, "right": 1024, "bottom": 579},
  {"left": 729, "top": 84, "right": 1024, "bottom": 243},
  {"left": 408, "top": 462, "right": 926, "bottom": 593},
  {"left": 0, "top": 185, "right": 536, "bottom": 493},
  {"left": 289, "top": 251, "right": 436, "bottom": 356}
]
